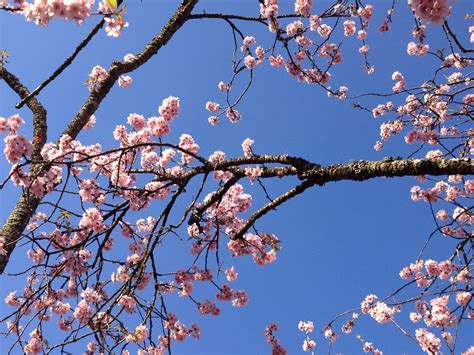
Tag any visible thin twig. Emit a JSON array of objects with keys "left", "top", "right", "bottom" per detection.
[{"left": 16, "top": 19, "right": 105, "bottom": 109}]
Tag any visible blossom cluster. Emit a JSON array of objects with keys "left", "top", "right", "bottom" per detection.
[
  {"left": 208, "top": 1, "right": 411, "bottom": 126},
  {"left": 408, "top": 0, "right": 451, "bottom": 24},
  {"left": 360, "top": 294, "right": 399, "bottom": 324},
  {"left": 1, "top": 115, "right": 65, "bottom": 199},
  {"left": 19, "top": 0, "right": 94, "bottom": 26},
  {"left": 0, "top": 114, "right": 32, "bottom": 164},
  {"left": 1, "top": 1, "right": 472, "bottom": 353},
  {"left": 264, "top": 323, "right": 288, "bottom": 354},
  {"left": 298, "top": 320, "right": 316, "bottom": 351},
  {"left": 2, "top": 0, "right": 129, "bottom": 36}
]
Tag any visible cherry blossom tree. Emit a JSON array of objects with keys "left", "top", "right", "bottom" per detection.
[{"left": 0, "top": 0, "right": 473, "bottom": 353}]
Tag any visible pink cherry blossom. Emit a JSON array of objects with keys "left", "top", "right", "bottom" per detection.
[
  {"left": 84, "top": 114, "right": 96, "bottom": 129},
  {"left": 242, "top": 138, "right": 254, "bottom": 157},
  {"left": 218, "top": 81, "right": 230, "bottom": 92},
  {"left": 244, "top": 55, "right": 256, "bottom": 69},
  {"left": 302, "top": 338, "right": 316, "bottom": 352},
  {"left": 407, "top": 42, "right": 430, "bottom": 57},
  {"left": 294, "top": 0, "right": 312, "bottom": 17},
  {"left": 104, "top": 16, "right": 129, "bottom": 37},
  {"left": 343, "top": 20, "right": 356, "bottom": 36},
  {"left": 298, "top": 320, "right": 314, "bottom": 333},
  {"left": 88, "top": 65, "right": 108, "bottom": 88},
  {"left": 4, "top": 134, "right": 33, "bottom": 164},
  {"left": 124, "top": 53, "right": 137, "bottom": 62},
  {"left": 357, "top": 4, "right": 373, "bottom": 20},
  {"left": 197, "top": 299, "right": 220, "bottom": 316},
  {"left": 357, "top": 29, "right": 367, "bottom": 40},
  {"left": 178, "top": 134, "right": 199, "bottom": 163},
  {"left": 269, "top": 54, "right": 284, "bottom": 67},
  {"left": 264, "top": 323, "right": 288, "bottom": 355},
  {"left": 225, "top": 267, "right": 238, "bottom": 281},
  {"left": 317, "top": 24, "right": 332, "bottom": 38},
  {"left": 0, "top": 236, "right": 7, "bottom": 256},
  {"left": 241, "top": 36, "right": 256, "bottom": 51},
  {"left": 231, "top": 290, "right": 248, "bottom": 307},
  {"left": 408, "top": 0, "right": 450, "bottom": 24},
  {"left": 73, "top": 300, "right": 93, "bottom": 324},
  {"left": 205, "top": 102, "right": 220, "bottom": 112},
  {"left": 118, "top": 75, "right": 132, "bottom": 88},
  {"left": 24, "top": 329, "right": 44, "bottom": 355},
  {"left": 158, "top": 96, "right": 180, "bottom": 121},
  {"left": 226, "top": 107, "right": 241, "bottom": 123},
  {"left": 415, "top": 328, "right": 441, "bottom": 353},
  {"left": 79, "top": 207, "right": 106, "bottom": 233},
  {"left": 455, "top": 291, "right": 472, "bottom": 306}
]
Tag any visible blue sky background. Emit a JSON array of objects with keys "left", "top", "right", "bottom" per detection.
[{"left": 1, "top": 0, "right": 473, "bottom": 353}]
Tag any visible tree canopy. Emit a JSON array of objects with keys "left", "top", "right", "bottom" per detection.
[{"left": 0, "top": 0, "right": 473, "bottom": 354}]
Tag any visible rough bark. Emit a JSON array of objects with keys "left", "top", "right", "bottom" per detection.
[
  {"left": 0, "top": 67, "right": 46, "bottom": 275},
  {"left": 0, "top": 0, "right": 199, "bottom": 274},
  {"left": 231, "top": 157, "right": 474, "bottom": 239},
  {"left": 303, "top": 157, "right": 474, "bottom": 185}
]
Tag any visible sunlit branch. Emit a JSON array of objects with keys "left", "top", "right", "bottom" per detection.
[
  {"left": 16, "top": 19, "right": 106, "bottom": 109},
  {"left": 0, "top": 0, "right": 199, "bottom": 274}
]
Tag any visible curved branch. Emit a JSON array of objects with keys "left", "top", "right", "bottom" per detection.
[
  {"left": 443, "top": 20, "right": 474, "bottom": 54},
  {"left": 61, "top": 0, "right": 198, "bottom": 140},
  {"left": 0, "top": 67, "right": 47, "bottom": 154},
  {"left": 0, "top": 0, "right": 199, "bottom": 274},
  {"left": 16, "top": 19, "right": 106, "bottom": 109},
  {"left": 0, "top": 67, "right": 47, "bottom": 274}
]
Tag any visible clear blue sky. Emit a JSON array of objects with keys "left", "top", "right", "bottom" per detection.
[{"left": 1, "top": 1, "right": 472, "bottom": 353}]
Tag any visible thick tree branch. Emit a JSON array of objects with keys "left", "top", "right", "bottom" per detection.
[
  {"left": 0, "top": 67, "right": 47, "bottom": 155},
  {"left": 232, "top": 157, "right": 474, "bottom": 238},
  {"left": 16, "top": 19, "right": 106, "bottom": 109},
  {"left": 62, "top": 0, "right": 198, "bottom": 140},
  {"left": 303, "top": 157, "right": 474, "bottom": 185},
  {"left": 0, "top": 195, "right": 41, "bottom": 274},
  {"left": 0, "top": 0, "right": 199, "bottom": 274},
  {"left": 179, "top": 156, "right": 473, "bottom": 184}
]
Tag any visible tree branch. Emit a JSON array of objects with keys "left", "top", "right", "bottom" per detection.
[
  {"left": 233, "top": 179, "right": 315, "bottom": 240},
  {"left": 443, "top": 20, "right": 474, "bottom": 54},
  {"left": 61, "top": 0, "right": 198, "bottom": 140},
  {"left": 15, "top": 19, "right": 106, "bottom": 109},
  {"left": 232, "top": 157, "right": 474, "bottom": 238},
  {"left": 0, "top": 0, "right": 199, "bottom": 274},
  {"left": 0, "top": 67, "right": 47, "bottom": 154},
  {"left": 303, "top": 157, "right": 474, "bottom": 185},
  {"left": 0, "top": 67, "right": 47, "bottom": 274}
]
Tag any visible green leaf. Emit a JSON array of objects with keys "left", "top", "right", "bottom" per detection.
[
  {"left": 105, "top": 0, "right": 117, "bottom": 10},
  {"left": 57, "top": 210, "right": 72, "bottom": 221}
]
